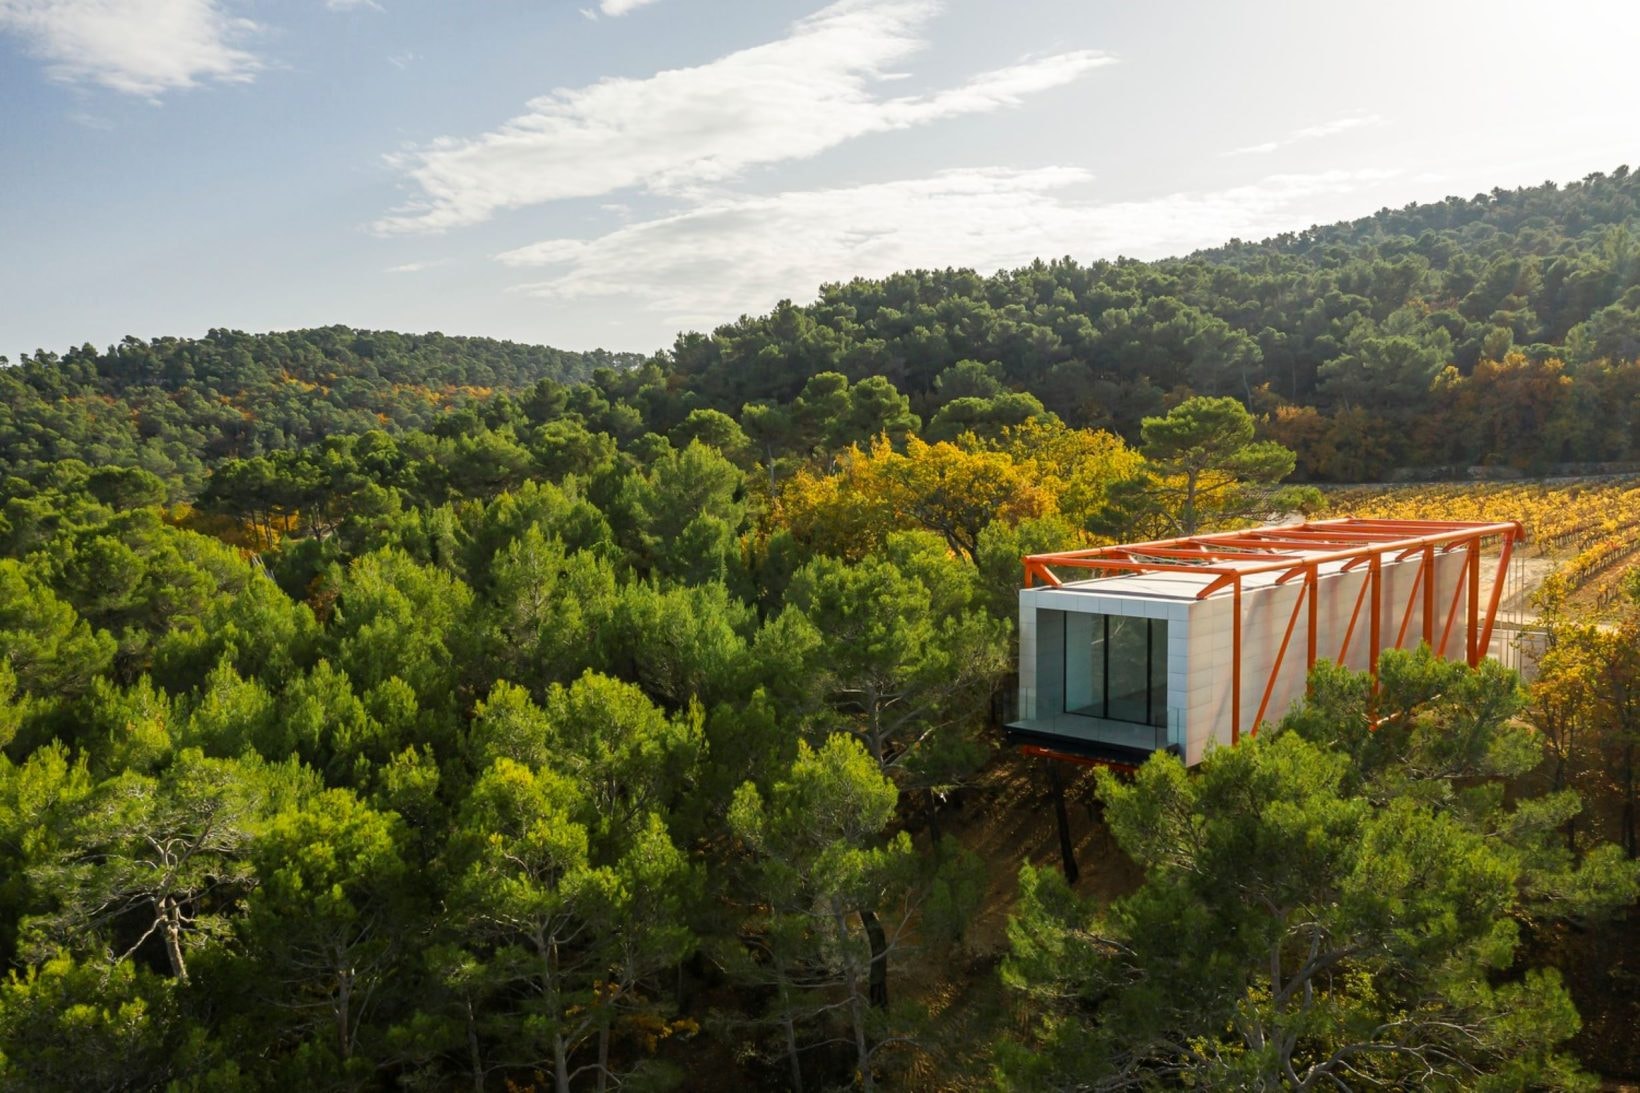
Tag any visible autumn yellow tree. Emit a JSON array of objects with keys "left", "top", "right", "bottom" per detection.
[{"left": 769, "top": 424, "right": 1137, "bottom": 563}]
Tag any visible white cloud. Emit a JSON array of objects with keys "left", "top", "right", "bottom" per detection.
[
  {"left": 386, "top": 260, "right": 445, "bottom": 273},
  {"left": 497, "top": 167, "right": 1399, "bottom": 329},
  {"left": 66, "top": 110, "right": 114, "bottom": 130},
  {"left": 326, "top": 0, "right": 383, "bottom": 11},
  {"left": 373, "top": 0, "right": 1112, "bottom": 234},
  {"left": 1225, "top": 112, "right": 1385, "bottom": 157},
  {"left": 0, "top": 0, "right": 260, "bottom": 96},
  {"left": 600, "top": 0, "right": 662, "bottom": 14}
]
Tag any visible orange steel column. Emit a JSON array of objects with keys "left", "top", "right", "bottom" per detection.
[
  {"left": 1436, "top": 556, "right": 1468, "bottom": 660},
  {"left": 1421, "top": 545, "right": 1436, "bottom": 648},
  {"left": 1466, "top": 538, "right": 1481, "bottom": 666},
  {"left": 1368, "top": 554, "right": 1382, "bottom": 678},
  {"left": 1231, "top": 577, "right": 1243, "bottom": 745},
  {"left": 1306, "top": 563, "right": 1319, "bottom": 671}
]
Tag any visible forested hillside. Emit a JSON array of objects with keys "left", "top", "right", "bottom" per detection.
[
  {"left": 658, "top": 167, "right": 1640, "bottom": 480},
  {"left": 3, "top": 171, "right": 1640, "bottom": 1090},
  {"left": 10, "top": 171, "right": 1640, "bottom": 497},
  {"left": 0, "top": 327, "right": 642, "bottom": 496}
]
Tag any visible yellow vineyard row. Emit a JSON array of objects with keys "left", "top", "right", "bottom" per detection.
[{"left": 1324, "top": 478, "right": 1640, "bottom": 596}]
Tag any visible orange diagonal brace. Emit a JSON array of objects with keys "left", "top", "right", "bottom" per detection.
[
  {"left": 1253, "top": 576, "right": 1308, "bottom": 733},
  {"left": 1394, "top": 554, "right": 1426, "bottom": 649},
  {"left": 1337, "top": 564, "right": 1372, "bottom": 667},
  {"left": 1474, "top": 528, "right": 1520, "bottom": 664}
]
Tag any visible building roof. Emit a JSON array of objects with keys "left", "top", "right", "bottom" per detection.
[{"left": 1023, "top": 517, "right": 1523, "bottom": 601}]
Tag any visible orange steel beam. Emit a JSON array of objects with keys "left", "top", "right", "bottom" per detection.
[
  {"left": 1025, "top": 518, "right": 1517, "bottom": 562},
  {"left": 1102, "top": 546, "right": 1275, "bottom": 563},
  {"left": 1017, "top": 744, "right": 1143, "bottom": 772},
  {"left": 1337, "top": 566, "right": 1371, "bottom": 666},
  {"left": 1320, "top": 517, "right": 1492, "bottom": 530},
  {"left": 1228, "top": 529, "right": 1437, "bottom": 544},
  {"left": 1208, "top": 529, "right": 1404, "bottom": 543}
]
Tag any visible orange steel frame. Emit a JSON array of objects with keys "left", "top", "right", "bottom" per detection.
[{"left": 1021, "top": 518, "right": 1523, "bottom": 750}]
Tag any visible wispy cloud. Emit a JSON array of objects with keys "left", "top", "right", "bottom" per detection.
[
  {"left": 497, "top": 167, "right": 1399, "bottom": 328},
  {"left": 386, "top": 259, "right": 446, "bottom": 273},
  {"left": 373, "top": 0, "right": 1112, "bottom": 234},
  {"left": 66, "top": 110, "right": 114, "bottom": 130},
  {"left": 0, "top": 0, "right": 261, "bottom": 96},
  {"left": 1224, "top": 112, "right": 1385, "bottom": 157},
  {"left": 326, "top": 0, "right": 383, "bottom": 11},
  {"left": 599, "top": 0, "right": 663, "bottom": 14}
]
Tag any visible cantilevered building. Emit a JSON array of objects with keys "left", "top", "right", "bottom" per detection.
[{"left": 1007, "top": 518, "right": 1524, "bottom": 769}]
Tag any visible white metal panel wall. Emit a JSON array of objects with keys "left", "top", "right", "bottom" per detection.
[
  {"left": 1183, "top": 550, "right": 1471, "bottom": 764},
  {"left": 1182, "top": 594, "right": 1231, "bottom": 765},
  {"left": 1018, "top": 592, "right": 1041, "bottom": 721}
]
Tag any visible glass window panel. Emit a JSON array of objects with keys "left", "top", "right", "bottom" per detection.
[
  {"left": 1105, "top": 615, "right": 1150, "bottom": 724},
  {"left": 1149, "top": 619, "right": 1168, "bottom": 727},
  {"left": 1065, "top": 612, "right": 1097, "bottom": 714}
]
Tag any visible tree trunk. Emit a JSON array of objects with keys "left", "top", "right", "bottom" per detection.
[
  {"left": 337, "top": 966, "right": 353, "bottom": 1061},
  {"left": 782, "top": 1010, "right": 803, "bottom": 1093},
  {"left": 861, "top": 910, "right": 888, "bottom": 1010},
  {"left": 1048, "top": 762, "right": 1079, "bottom": 885},
  {"left": 924, "top": 788, "right": 943, "bottom": 847},
  {"left": 595, "top": 1022, "right": 610, "bottom": 1093},
  {"left": 544, "top": 933, "right": 571, "bottom": 1093},
  {"left": 161, "top": 898, "right": 188, "bottom": 983},
  {"left": 554, "top": 1033, "right": 571, "bottom": 1093},
  {"left": 835, "top": 911, "right": 873, "bottom": 1093},
  {"left": 1554, "top": 752, "right": 1577, "bottom": 853},
  {"left": 466, "top": 999, "right": 484, "bottom": 1093}
]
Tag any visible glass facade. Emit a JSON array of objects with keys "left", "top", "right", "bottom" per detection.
[{"left": 1066, "top": 613, "right": 1167, "bottom": 727}]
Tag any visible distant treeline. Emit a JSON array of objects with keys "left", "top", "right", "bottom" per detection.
[{"left": 0, "top": 327, "right": 643, "bottom": 494}]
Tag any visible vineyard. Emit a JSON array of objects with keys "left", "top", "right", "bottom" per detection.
[{"left": 1324, "top": 478, "right": 1640, "bottom": 615}]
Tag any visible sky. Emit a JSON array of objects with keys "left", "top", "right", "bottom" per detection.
[{"left": 2, "top": 0, "right": 1638, "bottom": 360}]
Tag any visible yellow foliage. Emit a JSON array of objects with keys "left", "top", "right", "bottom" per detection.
[
  {"left": 1328, "top": 477, "right": 1640, "bottom": 611},
  {"left": 772, "top": 423, "right": 1138, "bottom": 561},
  {"left": 991, "top": 419, "right": 1143, "bottom": 528}
]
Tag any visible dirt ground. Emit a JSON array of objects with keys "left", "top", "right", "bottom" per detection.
[{"left": 885, "top": 747, "right": 1143, "bottom": 1089}]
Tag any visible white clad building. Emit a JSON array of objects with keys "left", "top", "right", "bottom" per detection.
[{"left": 1008, "top": 518, "right": 1524, "bottom": 768}]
